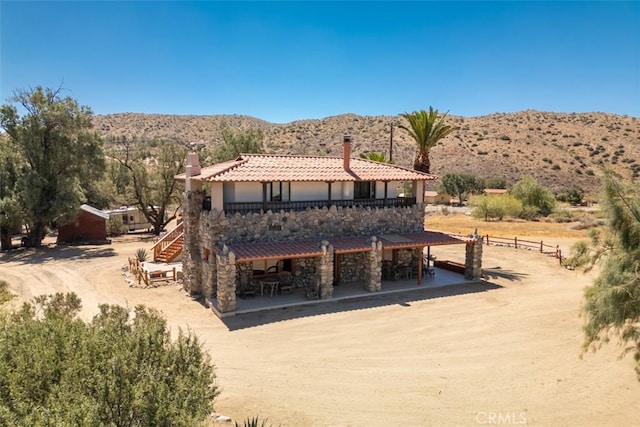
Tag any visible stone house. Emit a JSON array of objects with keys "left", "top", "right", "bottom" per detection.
[{"left": 175, "top": 136, "right": 483, "bottom": 316}]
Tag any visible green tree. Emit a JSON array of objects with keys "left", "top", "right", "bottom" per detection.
[
  {"left": 359, "top": 152, "right": 388, "bottom": 162},
  {"left": 0, "top": 293, "right": 218, "bottom": 425},
  {"left": 556, "top": 187, "right": 585, "bottom": 206},
  {"left": 482, "top": 176, "right": 507, "bottom": 189},
  {"left": 510, "top": 175, "right": 556, "bottom": 217},
  {"left": 398, "top": 107, "right": 459, "bottom": 174},
  {"left": 113, "top": 138, "right": 186, "bottom": 235},
  {"left": 0, "top": 136, "right": 22, "bottom": 250},
  {"left": 212, "top": 126, "right": 265, "bottom": 162},
  {"left": 569, "top": 174, "right": 640, "bottom": 379},
  {"left": 0, "top": 86, "right": 105, "bottom": 247},
  {"left": 439, "top": 173, "right": 484, "bottom": 205},
  {"left": 470, "top": 194, "right": 522, "bottom": 221}
]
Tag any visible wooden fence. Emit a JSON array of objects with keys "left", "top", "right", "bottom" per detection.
[
  {"left": 128, "top": 257, "right": 177, "bottom": 286},
  {"left": 481, "top": 235, "right": 565, "bottom": 265}
]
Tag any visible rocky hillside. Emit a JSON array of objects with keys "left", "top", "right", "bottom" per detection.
[{"left": 93, "top": 111, "right": 639, "bottom": 195}]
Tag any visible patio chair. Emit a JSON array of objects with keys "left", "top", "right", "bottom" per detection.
[
  {"left": 266, "top": 265, "right": 278, "bottom": 276},
  {"left": 239, "top": 276, "right": 256, "bottom": 298},
  {"left": 305, "top": 277, "right": 320, "bottom": 300},
  {"left": 277, "top": 271, "right": 294, "bottom": 294}
]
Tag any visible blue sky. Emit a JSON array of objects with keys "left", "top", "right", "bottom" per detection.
[{"left": 2, "top": 1, "right": 639, "bottom": 123}]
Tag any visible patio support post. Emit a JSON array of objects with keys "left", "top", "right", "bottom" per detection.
[
  {"left": 364, "top": 236, "right": 383, "bottom": 292},
  {"left": 317, "top": 240, "right": 334, "bottom": 299},
  {"left": 216, "top": 245, "right": 237, "bottom": 313},
  {"left": 465, "top": 234, "right": 484, "bottom": 280},
  {"left": 201, "top": 248, "right": 216, "bottom": 306}
]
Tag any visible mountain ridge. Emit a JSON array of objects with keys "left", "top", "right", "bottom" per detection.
[{"left": 93, "top": 110, "right": 639, "bottom": 195}]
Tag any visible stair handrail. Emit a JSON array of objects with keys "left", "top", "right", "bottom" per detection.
[
  {"left": 151, "top": 222, "right": 184, "bottom": 260},
  {"left": 161, "top": 233, "right": 185, "bottom": 262}
]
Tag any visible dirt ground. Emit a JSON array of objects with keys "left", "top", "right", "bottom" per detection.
[{"left": 1, "top": 234, "right": 638, "bottom": 426}]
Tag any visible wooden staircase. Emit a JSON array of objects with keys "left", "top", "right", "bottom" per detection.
[{"left": 152, "top": 222, "right": 184, "bottom": 262}]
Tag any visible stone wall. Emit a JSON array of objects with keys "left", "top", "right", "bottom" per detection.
[
  {"left": 293, "top": 258, "right": 316, "bottom": 287},
  {"left": 200, "top": 204, "right": 424, "bottom": 245},
  {"left": 338, "top": 252, "right": 366, "bottom": 284}
]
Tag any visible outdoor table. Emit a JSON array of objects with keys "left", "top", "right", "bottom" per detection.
[{"left": 260, "top": 277, "right": 280, "bottom": 296}]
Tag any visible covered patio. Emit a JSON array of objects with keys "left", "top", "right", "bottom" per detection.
[
  {"left": 210, "top": 262, "right": 470, "bottom": 315},
  {"left": 210, "top": 231, "right": 482, "bottom": 316}
]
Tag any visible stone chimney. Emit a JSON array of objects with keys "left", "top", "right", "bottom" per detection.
[
  {"left": 185, "top": 152, "right": 201, "bottom": 192},
  {"left": 343, "top": 135, "right": 352, "bottom": 170}
]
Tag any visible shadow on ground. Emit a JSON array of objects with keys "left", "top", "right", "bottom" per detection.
[
  {"left": 482, "top": 267, "right": 529, "bottom": 282},
  {"left": 0, "top": 244, "right": 117, "bottom": 265},
  {"left": 220, "top": 280, "right": 502, "bottom": 331}
]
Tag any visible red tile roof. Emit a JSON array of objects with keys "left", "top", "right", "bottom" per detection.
[
  {"left": 229, "top": 232, "right": 466, "bottom": 262},
  {"left": 231, "top": 240, "right": 323, "bottom": 262},
  {"left": 379, "top": 231, "right": 469, "bottom": 249},
  {"left": 176, "top": 154, "right": 437, "bottom": 183}
]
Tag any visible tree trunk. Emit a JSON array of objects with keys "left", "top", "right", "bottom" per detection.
[
  {"left": 0, "top": 226, "right": 12, "bottom": 251},
  {"left": 413, "top": 151, "right": 431, "bottom": 174},
  {"left": 27, "top": 222, "right": 46, "bottom": 247}
]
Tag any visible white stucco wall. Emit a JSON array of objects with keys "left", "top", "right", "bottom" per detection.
[
  {"left": 210, "top": 182, "right": 224, "bottom": 211},
  {"left": 220, "top": 180, "right": 413, "bottom": 204},
  {"left": 374, "top": 181, "right": 402, "bottom": 199},
  {"left": 290, "top": 182, "right": 330, "bottom": 201},
  {"left": 226, "top": 182, "right": 263, "bottom": 203}
]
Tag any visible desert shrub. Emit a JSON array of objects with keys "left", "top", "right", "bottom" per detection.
[
  {"left": 556, "top": 188, "right": 584, "bottom": 205},
  {"left": 550, "top": 209, "right": 575, "bottom": 223},
  {"left": 0, "top": 280, "right": 14, "bottom": 306},
  {"left": 235, "top": 417, "right": 272, "bottom": 427},
  {"left": 440, "top": 206, "right": 450, "bottom": 216},
  {"left": 106, "top": 216, "right": 127, "bottom": 237},
  {"left": 470, "top": 194, "right": 522, "bottom": 221},
  {"left": 135, "top": 248, "right": 148, "bottom": 262}
]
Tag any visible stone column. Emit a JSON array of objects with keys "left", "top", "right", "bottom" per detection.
[
  {"left": 201, "top": 248, "right": 216, "bottom": 307},
  {"left": 465, "top": 234, "right": 484, "bottom": 280},
  {"left": 364, "top": 236, "right": 383, "bottom": 292},
  {"left": 316, "top": 240, "right": 334, "bottom": 299},
  {"left": 182, "top": 190, "right": 205, "bottom": 295},
  {"left": 216, "top": 245, "right": 237, "bottom": 313}
]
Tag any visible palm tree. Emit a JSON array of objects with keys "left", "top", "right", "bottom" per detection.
[
  {"left": 399, "top": 107, "right": 459, "bottom": 174},
  {"left": 359, "top": 152, "right": 388, "bottom": 162}
]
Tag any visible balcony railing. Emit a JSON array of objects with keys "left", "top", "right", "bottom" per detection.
[{"left": 202, "top": 197, "right": 417, "bottom": 214}]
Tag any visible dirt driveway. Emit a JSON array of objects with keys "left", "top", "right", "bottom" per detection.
[{"left": 1, "top": 236, "right": 638, "bottom": 426}]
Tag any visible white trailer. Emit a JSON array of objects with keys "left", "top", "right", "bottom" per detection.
[{"left": 105, "top": 206, "right": 153, "bottom": 232}]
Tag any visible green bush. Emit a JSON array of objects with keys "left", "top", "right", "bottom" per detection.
[
  {"left": 0, "top": 293, "right": 218, "bottom": 425},
  {"left": 471, "top": 194, "right": 522, "bottom": 221},
  {"left": 0, "top": 280, "right": 14, "bottom": 306},
  {"left": 106, "top": 216, "right": 127, "bottom": 237},
  {"left": 510, "top": 175, "right": 556, "bottom": 217}
]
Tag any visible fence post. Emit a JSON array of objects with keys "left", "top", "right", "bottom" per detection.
[
  {"left": 486, "top": 234, "right": 489, "bottom": 245},
  {"left": 540, "top": 241, "right": 543, "bottom": 253},
  {"left": 514, "top": 236, "right": 518, "bottom": 249}
]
